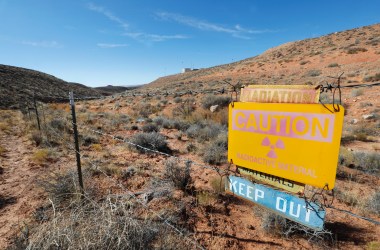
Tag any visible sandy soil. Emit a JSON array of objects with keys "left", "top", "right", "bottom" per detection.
[{"left": 0, "top": 112, "right": 44, "bottom": 249}]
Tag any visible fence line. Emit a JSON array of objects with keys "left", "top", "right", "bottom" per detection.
[{"left": 28, "top": 91, "right": 380, "bottom": 239}]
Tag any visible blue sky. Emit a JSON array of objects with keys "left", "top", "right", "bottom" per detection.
[{"left": 1, "top": 0, "right": 379, "bottom": 87}]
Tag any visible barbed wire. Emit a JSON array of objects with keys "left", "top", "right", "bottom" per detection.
[
  {"left": 75, "top": 121, "right": 229, "bottom": 177},
  {"left": 48, "top": 102, "right": 380, "bottom": 227},
  {"left": 42, "top": 119, "right": 206, "bottom": 250},
  {"left": 29, "top": 95, "right": 380, "bottom": 233}
]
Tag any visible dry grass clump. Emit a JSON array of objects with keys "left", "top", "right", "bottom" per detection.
[
  {"left": 255, "top": 208, "right": 333, "bottom": 246},
  {"left": 0, "top": 145, "right": 6, "bottom": 156},
  {"left": 165, "top": 158, "right": 191, "bottom": 191},
  {"left": 37, "top": 170, "right": 78, "bottom": 206},
  {"left": 0, "top": 122, "right": 12, "bottom": 134},
  {"left": 339, "top": 148, "right": 380, "bottom": 175},
  {"left": 202, "top": 133, "right": 228, "bottom": 165},
  {"left": 12, "top": 197, "right": 193, "bottom": 250},
  {"left": 351, "top": 88, "right": 364, "bottom": 97},
  {"left": 30, "top": 131, "right": 43, "bottom": 146},
  {"left": 364, "top": 190, "right": 380, "bottom": 215},
  {"left": 334, "top": 187, "right": 360, "bottom": 207},
  {"left": 32, "top": 149, "right": 56, "bottom": 165}
]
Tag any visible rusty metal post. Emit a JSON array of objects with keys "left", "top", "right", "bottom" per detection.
[
  {"left": 69, "top": 91, "right": 84, "bottom": 196},
  {"left": 33, "top": 95, "right": 41, "bottom": 131}
]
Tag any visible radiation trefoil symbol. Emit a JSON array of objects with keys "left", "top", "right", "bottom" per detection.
[{"left": 261, "top": 137, "right": 285, "bottom": 159}]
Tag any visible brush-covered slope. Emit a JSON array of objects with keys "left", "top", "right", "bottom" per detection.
[
  {"left": 0, "top": 64, "right": 102, "bottom": 109},
  {"left": 146, "top": 23, "right": 380, "bottom": 91}
]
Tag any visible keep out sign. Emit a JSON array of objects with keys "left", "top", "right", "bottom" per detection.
[
  {"left": 227, "top": 175, "right": 325, "bottom": 230},
  {"left": 228, "top": 102, "right": 344, "bottom": 188}
]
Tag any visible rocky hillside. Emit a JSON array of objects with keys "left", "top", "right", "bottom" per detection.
[
  {"left": 146, "top": 23, "right": 380, "bottom": 91},
  {"left": 0, "top": 64, "right": 102, "bottom": 109},
  {"left": 94, "top": 85, "right": 142, "bottom": 95}
]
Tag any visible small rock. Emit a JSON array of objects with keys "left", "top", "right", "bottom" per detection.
[
  {"left": 362, "top": 114, "right": 375, "bottom": 120},
  {"left": 210, "top": 105, "right": 219, "bottom": 113},
  {"left": 142, "top": 192, "right": 153, "bottom": 204},
  {"left": 351, "top": 119, "right": 358, "bottom": 124}
]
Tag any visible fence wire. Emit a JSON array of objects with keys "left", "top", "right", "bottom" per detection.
[{"left": 26, "top": 82, "right": 380, "bottom": 237}]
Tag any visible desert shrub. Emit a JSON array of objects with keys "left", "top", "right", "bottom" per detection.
[
  {"left": 359, "top": 102, "right": 373, "bottom": 108},
  {"left": 347, "top": 47, "right": 367, "bottom": 54},
  {"left": 164, "top": 158, "right": 191, "bottom": 191},
  {"left": 138, "top": 103, "right": 161, "bottom": 118},
  {"left": 174, "top": 97, "right": 182, "bottom": 103},
  {"left": 328, "top": 63, "right": 339, "bottom": 67},
  {"left": 365, "top": 191, "right": 380, "bottom": 215},
  {"left": 130, "top": 132, "right": 171, "bottom": 154},
  {"left": 172, "top": 103, "right": 195, "bottom": 117},
  {"left": 49, "top": 118, "right": 66, "bottom": 131},
  {"left": 345, "top": 124, "right": 380, "bottom": 142},
  {"left": 352, "top": 151, "right": 380, "bottom": 175},
  {"left": 172, "top": 120, "right": 191, "bottom": 131},
  {"left": 152, "top": 116, "right": 165, "bottom": 126},
  {"left": 334, "top": 187, "right": 360, "bottom": 206},
  {"left": 185, "top": 122, "right": 226, "bottom": 142},
  {"left": 363, "top": 73, "right": 380, "bottom": 82},
  {"left": 142, "top": 123, "right": 159, "bottom": 133},
  {"left": 81, "top": 134, "right": 99, "bottom": 146},
  {"left": 186, "top": 143, "right": 197, "bottom": 153},
  {"left": 306, "top": 70, "right": 322, "bottom": 77},
  {"left": 202, "top": 141, "right": 227, "bottom": 165},
  {"left": 201, "top": 95, "right": 230, "bottom": 109},
  {"left": 351, "top": 88, "right": 363, "bottom": 97},
  {"left": 129, "top": 125, "right": 139, "bottom": 130},
  {"left": 162, "top": 118, "right": 174, "bottom": 129}
]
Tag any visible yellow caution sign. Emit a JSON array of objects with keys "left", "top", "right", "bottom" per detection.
[
  {"left": 228, "top": 102, "right": 344, "bottom": 189},
  {"left": 240, "top": 85, "right": 320, "bottom": 103}
]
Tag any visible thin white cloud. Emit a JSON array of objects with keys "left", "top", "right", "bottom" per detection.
[
  {"left": 157, "top": 12, "right": 274, "bottom": 39},
  {"left": 124, "top": 32, "right": 188, "bottom": 42},
  {"left": 97, "top": 43, "right": 129, "bottom": 48},
  {"left": 87, "top": 3, "right": 187, "bottom": 43},
  {"left": 21, "top": 40, "right": 62, "bottom": 48},
  {"left": 87, "top": 3, "right": 129, "bottom": 30}
]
